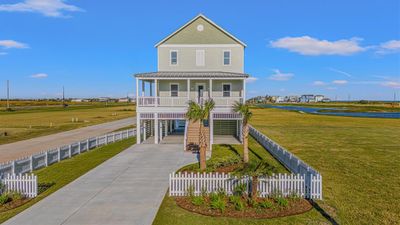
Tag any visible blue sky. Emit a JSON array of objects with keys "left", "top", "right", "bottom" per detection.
[{"left": 0, "top": 0, "right": 399, "bottom": 100}]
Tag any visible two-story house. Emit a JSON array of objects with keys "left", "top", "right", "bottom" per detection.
[{"left": 134, "top": 14, "right": 249, "bottom": 151}]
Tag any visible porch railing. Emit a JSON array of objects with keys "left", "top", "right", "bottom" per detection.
[{"left": 138, "top": 97, "right": 243, "bottom": 107}]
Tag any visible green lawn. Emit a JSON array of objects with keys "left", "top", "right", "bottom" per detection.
[
  {"left": 153, "top": 137, "right": 330, "bottom": 225},
  {"left": 267, "top": 102, "right": 400, "bottom": 112},
  {"left": 0, "top": 137, "right": 135, "bottom": 224},
  {"left": 250, "top": 107, "right": 400, "bottom": 225},
  {"left": 0, "top": 104, "right": 135, "bottom": 145}
]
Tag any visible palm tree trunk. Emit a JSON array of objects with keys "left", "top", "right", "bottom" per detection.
[
  {"left": 251, "top": 175, "right": 258, "bottom": 199},
  {"left": 243, "top": 123, "right": 249, "bottom": 163},
  {"left": 199, "top": 122, "right": 207, "bottom": 171}
]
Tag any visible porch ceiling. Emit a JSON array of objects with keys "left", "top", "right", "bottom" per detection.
[{"left": 134, "top": 71, "right": 249, "bottom": 79}]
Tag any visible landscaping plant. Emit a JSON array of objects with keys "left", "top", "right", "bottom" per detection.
[
  {"left": 233, "top": 101, "right": 253, "bottom": 163},
  {"left": 186, "top": 99, "right": 215, "bottom": 171},
  {"left": 0, "top": 194, "right": 10, "bottom": 205}
]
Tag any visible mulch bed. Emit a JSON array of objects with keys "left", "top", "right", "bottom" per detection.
[
  {"left": 175, "top": 197, "right": 313, "bottom": 219},
  {"left": 0, "top": 198, "right": 31, "bottom": 213}
]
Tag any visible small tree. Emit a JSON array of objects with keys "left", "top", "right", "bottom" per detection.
[
  {"left": 186, "top": 99, "right": 215, "bottom": 171},
  {"left": 233, "top": 102, "right": 253, "bottom": 163}
]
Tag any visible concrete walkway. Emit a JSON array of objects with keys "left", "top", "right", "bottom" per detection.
[
  {"left": 0, "top": 117, "right": 135, "bottom": 163},
  {"left": 3, "top": 144, "right": 197, "bottom": 225}
]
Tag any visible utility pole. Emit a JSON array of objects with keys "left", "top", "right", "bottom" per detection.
[{"left": 6, "top": 80, "right": 10, "bottom": 110}]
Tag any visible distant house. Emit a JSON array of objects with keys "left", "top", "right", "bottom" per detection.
[
  {"left": 275, "top": 96, "right": 285, "bottom": 103},
  {"left": 300, "top": 95, "right": 314, "bottom": 103},
  {"left": 322, "top": 98, "right": 331, "bottom": 103},
  {"left": 71, "top": 99, "right": 83, "bottom": 102},
  {"left": 314, "top": 95, "right": 324, "bottom": 102},
  {"left": 284, "top": 95, "right": 299, "bottom": 103}
]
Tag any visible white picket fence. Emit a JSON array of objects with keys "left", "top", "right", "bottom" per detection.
[
  {"left": 1, "top": 174, "right": 38, "bottom": 198},
  {"left": 169, "top": 172, "right": 322, "bottom": 199},
  {"left": 0, "top": 128, "right": 137, "bottom": 177}
]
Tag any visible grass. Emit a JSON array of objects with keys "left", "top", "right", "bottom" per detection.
[
  {"left": 250, "top": 107, "right": 400, "bottom": 224},
  {"left": 0, "top": 104, "right": 135, "bottom": 145},
  {"left": 154, "top": 107, "right": 400, "bottom": 225},
  {"left": 180, "top": 137, "right": 288, "bottom": 174},
  {"left": 0, "top": 137, "right": 135, "bottom": 224}
]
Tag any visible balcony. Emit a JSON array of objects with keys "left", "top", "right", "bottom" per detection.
[{"left": 137, "top": 96, "right": 243, "bottom": 107}]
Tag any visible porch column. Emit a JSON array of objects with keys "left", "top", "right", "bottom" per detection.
[
  {"left": 154, "top": 113, "right": 159, "bottom": 144},
  {"left": 209, "top": 113, "right": 214, "bottom": 151},
  {"left": 136, "top": 114, "right": 141, "bottom": 144},
  {"left": 169, "top": 120, "right": 173, "bottom": 133},
  {"left": 136, "top": 78, "right": 139, "bottom": 106},
  {"left": 150, "top": 80, "right": 153, "bottom": 97},
  {"left": 187, "top": 79, "right": 190, "bottom": 101},
  {"left": 164, "top": 120, "right": 168, "bottom": 137},
  {"left": 155, "top": 79, "right": 158, "bottom": 107},
  {"left": 143, "top": 120, "right": 147, "bottom": 141},
  {"left": 160, "top": 120, "right": 163, "bottom": 141},
  {"left": 209, "top": 79, "right": 212, "bottom": 99}
]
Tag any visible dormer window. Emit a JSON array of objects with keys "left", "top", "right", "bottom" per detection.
[
  {"left": 170, "top": 50, "right": 178, "bottom": 65},
  {"left": 223, "top": 50, "right": 231, "bottom": 65}
]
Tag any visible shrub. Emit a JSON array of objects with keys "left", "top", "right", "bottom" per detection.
[
  {"left": 288, "top": 191, "right": 301, "bottom": 201},
  {"left": 191, "top": 196, "right": 205, "bottom": 206},
  {"left": 186, "top": 185, "right": 195, "bottom": 198},
  {"left": 207, "top": 155, "right": 241, "bottom": 169},
  {"left": 233, "top": 183, "right": 247, "bottom": 197},
  {"left": 258, "top": 199, "right": 274, "bottom": 209},
  {"left": 9, "top": 191, "right": 24, "bottom": 201},
  {"left": 210, "top": 197, "right": 226, "bottom": 213},
  {"left": 200, "top": 187, "right": 207, "bottom": 197},
  {"left": 0, "top": 193, "right": 10, "bottom": 205},
  {"left": 229, "top": 196, "right": 245, "bottom": 211},
  {"left": 209, "top": 192, "right": 220, "bottom": 202},
  {"left": 276, "top": 197, "right": 289, "bottom": 208},
  {"left": 216, "top": 188, "right": 226, "bottom": 198},
  {"left": 247, "top": 197, "right": 257, "bottom": 207}
]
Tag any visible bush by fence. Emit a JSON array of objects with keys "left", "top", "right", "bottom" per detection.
[
  {"left": 0, "top": 174, "right": 37, "bottom": 198},
  {"left": 169, "top": 172, "right": 322, "bottom": 199}
]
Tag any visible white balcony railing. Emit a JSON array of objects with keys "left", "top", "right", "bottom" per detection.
[{"left": 138, "top": 97, "right": 243, "bottom": 107}]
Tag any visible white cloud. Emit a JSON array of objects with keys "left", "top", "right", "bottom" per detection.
[
  {"left": 0, "top": 0, "right": 83, "bottom": 17},
  {"left": 376, "top": 40, "right": 400, "bottom": 54},
  {"left": 0, "top": 40, "right": 29, "bottom": 49},
  {"left": 326, "top": 87, "right": 337, "bottom": 90},
  {"left": 333, "top": 80, "right": 348, "bottom": 85},
  {"left": 268, "top": 69, "right": 294, "bottom": 81},
  {"left": 328, "top": 67, "right": 353, "bottom": 78},
  {"left": 30, "top": 73, "right": 48, "bottom": 78},
  {"left": 270, "top": 36, "right": 365, "bottom": 56},
  {"left": 313, "top": 81, "right": 327, "bottom": 86},
  {"left": 246, "top": 77, "right": 258, "bottom": 83},
  {"left": 381, "top": 81, "right": 400, "bottom": 89}
]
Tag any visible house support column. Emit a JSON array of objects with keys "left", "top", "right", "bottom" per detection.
[
  {"left": 209, "top": 79, "right": 212, "bottom": 99},
  {"left": 187, "top": 79, "right": 190, "bottom": 101},
  {"left": 164, "top": 120, "right": 168, "bottom": 137},
  {"left": 136, "top": 114, "right": 141, "bottom": 144},
  {"left": 169, "top": 120, "right": 173, "bottom": 133},
  {"left": 154, "top": 113, "right": 159, "bottom": 144},
  {"left": 143, "top": 120, "right": 147, "bottom": 141}
]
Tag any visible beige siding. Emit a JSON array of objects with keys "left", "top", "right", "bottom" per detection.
[
  {"left": 158, "top": 46, "right": 244, "bottom": 73},
  {"left": 212, "top": 80, "right": 243, "bottom": 97},
  {"left": 158, "top": 80, "right": 188, "bottom": 97}
]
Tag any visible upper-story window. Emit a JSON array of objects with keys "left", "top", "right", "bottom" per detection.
[
  {"left": 223, "top": 84, "right": 231, "bottom": 97},
  {"left": 170, "top": 84, "right": 179, "bottom": 97},
  {"left": 223, "top": 50, "right": 231, "bottom": 65},
  {"left": 196, "top": 50, "right": 205, "bottom": 66},
  {"left": 170, "top": 50, "right": 178, "bottom": 65}
]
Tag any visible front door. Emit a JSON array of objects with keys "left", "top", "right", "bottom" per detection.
[{"left": 197, "top": 85, "right": 204, "bottom": 103}]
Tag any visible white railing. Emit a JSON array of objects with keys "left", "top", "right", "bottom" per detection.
[
  {"left": 0, "top": 128, "right": 137, "bottom": 177},
  {"left": 1, "top": 174, "right": 38, "bottom": 198},
  {"left": 169, "top": 172, "right": 322, "bottom": 199},
  {"left": 138, "top": 96, "right": 243, "bottom": 107},
  {"left": 249, "top": 125, "right": 322, "bottom": 199}
]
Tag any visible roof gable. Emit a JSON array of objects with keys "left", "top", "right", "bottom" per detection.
[{"left": 155, "top": 14, "right": 246, "bottom": 47}]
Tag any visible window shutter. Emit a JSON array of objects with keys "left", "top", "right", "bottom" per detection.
[{"left": 196, "top": 50, "right": 205, "bottom": 66}]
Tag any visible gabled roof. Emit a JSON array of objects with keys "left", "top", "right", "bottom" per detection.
[{"left": 155, "top": 14, "right": 246, "bottom": 47}]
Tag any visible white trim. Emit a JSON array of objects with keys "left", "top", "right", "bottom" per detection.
[
  {"left": 137, "top": 77, "right": 246, "bottom": 80},
  {"left": 222, "top": 50, "right": 231, "bottom": 66},
  {"left": 170, "top": 83, "right": 179, "bottom": 97},
  {"left": 159, "top": 44, "right": 242, "bottom": 48},
  {"left": 222, "top": 83, "right": 231, "bottom": 97},
  {"left": 154, "top": 14, "right": 247, "bottom": 47},
  {"left": 195, "top": 49, "right": 205, "bottom": 67},
  {"left": 169, "top": 50, "right": 178, "bottom": 66}
]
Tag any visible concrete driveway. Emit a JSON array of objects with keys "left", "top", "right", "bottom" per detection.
[
  {"left": 3, "top": 144, "right": 197, "bottom": 225},
  {"left": 0, "top": 117, "right": 135, "bottom": 163}
]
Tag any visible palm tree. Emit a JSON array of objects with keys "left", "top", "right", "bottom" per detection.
[
  {"left": 186, "top": 99, "right": 215, "bottom": 170},
  {"left": 233, "top": 101, "right": 253, "bottom": 164}
]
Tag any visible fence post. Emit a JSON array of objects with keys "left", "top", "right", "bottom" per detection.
[
  {"left": 11, "top": 160, "right": 16, "bottom": 174},
  {"left": 95, "top": 137, "right": 99, "bottom": 148},
  {"left": 69, "top": 144, "right": 72, "bottom": 158},
  {"left": 29, "top": 155, "right": 33, "bottom": 172},
  {"left": 113, "top": 133, "right": 115, "bottom": 142},
  {"left": 45, "top": 151, "right": 48, "bottom": 167},
  {"left": 86, "top": 139, "right": 89, "bottom": 151},
  {"left": 57, "top": 147, "right": 61, "bottom": 162}
]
